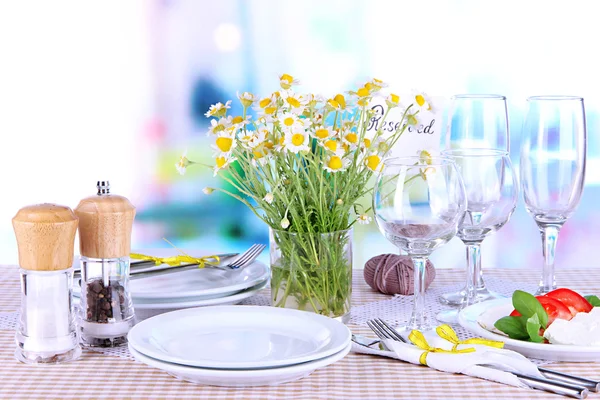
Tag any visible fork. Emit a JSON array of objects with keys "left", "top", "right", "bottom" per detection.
[
  {"left": 126, "top": 244, "right": 267, "bottom": 280},
  {"left": 368, "top": 318, "right": 598, "bottom": 396}
]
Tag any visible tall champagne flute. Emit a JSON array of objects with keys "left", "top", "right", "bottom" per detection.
[
  {"left": 520, "top": 96, "right": 586, "bottom": 295},
  {"left": 374, "top": 156, "right": 466, "bottom": 332},
  {"left": 441, "top": 94, "right": 509, "bottom": 306},
  {"left": 437, "top": 149, "right": 518, "bottom": 323}
]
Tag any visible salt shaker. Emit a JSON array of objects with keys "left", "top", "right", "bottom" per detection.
[
  {"left": 12, "top": 203, "right": 81, "bottom": 364},
  {"left": 75, "top": 181, "right": 136, "bottom": 347}
]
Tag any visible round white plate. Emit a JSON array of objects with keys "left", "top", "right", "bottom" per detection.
[
  {"left": 73, "top": 257, "right": 269, "bottom": 301},
  {"left": 129, "top": 342, "right": 350, "bottom": 387},
  {"left": 128, "top": 305, "right": 352, "bottom": 369},
  {"left": 458, "top": 298, "right": 600, "bottom": 362},
  {"left": 132, "top": 280, "right": 268, "bottom": 309}
]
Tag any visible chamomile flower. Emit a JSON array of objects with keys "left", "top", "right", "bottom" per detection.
[
  {"left": 284, "top": 128, "right": 310, "bottom": 153},
  {"left": 211, "top": 132, "right": 237, "bottom": 154},
  {"left": 364, "top": 154, "right": 382, "bottom": 172},
  {"left": 365, "top": 78, "right": 388, "bottom": 92},
  {"left": 204, "top": 100, "right": 231, "bottom": 118},
  {"left": 278, "top": 112, "right": 304, "bottom": 130},
  {"left": 301, "top": 93, "right": 324, "bottom": 109},
  {"left": 413, "top": 92, "right": 432, "bottom": 112},
  {"left": 311, "top": 126, "right": 334, "bottom": 141},
  {"left": 279, "top": 73, "right": 300, "bottom": 90},
  {"left": 207, "top": 116, "right": 232, "bottom": 135},
  {"left": 247, "top": 129, "right": 268, "bottom": 149},
  {"left": 385, "top": 93, "right": 401, "bottom": 108},
  {"left": 280, "top": 216, "right": 290, "bottom": 229},
  {"left": 175, "top": 150, "right": 195, "bottom": 175},
  {"left": 341, "top": 129, "right": 360, "bottom": 148},
  {"left": 349, "top": 87, "right": 371, "bottom": 107},
  {"left": 323, "top": 155, "right": 350, "bottom": 173},
  {"left": 213, "top": 155, "right": 236, "bottom": 176},
  {"left": 251, "top": 144, "right": 271, "bottom": 166},
  {"left": 321, "top": 139, "right": 345, "bottom": 156},
  {"left": 202, "top": 187, "right": 215, "bottom": 195},
  {"left": 263, "top": 192, "right": 274, "bottom": 204},
  {"left": 254, "top": 95, "right": 277, "bottom": 113},
  {"left": 357, "top": 214, "right": 372, "bottom": 224},
  {"left": 230, "top": 115, "right": 250, "bottom": 128},
  {"left": 327, "top": 94, "right": 347, "bottom": 111},
  {"left": 419, "top": 150, "right": 433, "bottom": 165},
  {"left": 237, "top": 91, "right": 257, "bottom": 108},
  {"left": 280, "top": 90, "right": 305, "bottom": 114}
]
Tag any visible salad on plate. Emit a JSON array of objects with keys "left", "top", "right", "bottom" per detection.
[{"left": 493, "top": 288, "right": 600, "bottom": 345}]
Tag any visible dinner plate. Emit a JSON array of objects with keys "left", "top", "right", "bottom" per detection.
[
  {"left": 128, "top": 305, "right": 352, "bottom": 369},
  {"left": 458, "top": 298, "right": 600, "bottom": 362},
  {"left": 128, "top": 342, "right": 351, "bottom": 387},
  {"left": 132, "top": 280, "right": 268, "bottom": 309},
  {"left": 73, "top": 258, "right": 269, "bottom": 301}
]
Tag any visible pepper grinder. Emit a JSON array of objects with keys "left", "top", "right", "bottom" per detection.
[
  {"left": 75, "top": 181, "right": 136, "bottom": 347},
  {"left": 12, "top": 203, "right": 81, "bottom": 364}
]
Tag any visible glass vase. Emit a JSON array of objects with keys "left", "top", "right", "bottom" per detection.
[{"left": 269, "top": 227, "right": 352, "bottom": 322}]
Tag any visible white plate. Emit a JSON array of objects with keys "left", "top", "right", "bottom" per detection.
[
  {"left": 132, "top": 280, "right": 268, "bottom": 309},
  {"left": 129, "top": 342, "right": 350, "bottom": 387},
  {"left": 458, "top": 298, "right": 600, "bottom": 362},
  {"left": 128, "top": 305, "right": 352, "bottom": 369},
  {"left": 74, "top": 257, "right": 269, "bottom": 301}
]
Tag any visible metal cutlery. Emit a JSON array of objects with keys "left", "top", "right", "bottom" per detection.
[{"left": 367, "top": 318, "right": 594, "bottom": 399}]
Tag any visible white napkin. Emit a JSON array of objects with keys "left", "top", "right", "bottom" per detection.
[{"left": 352, "top": 331, "right": 545, "bottom": 389}]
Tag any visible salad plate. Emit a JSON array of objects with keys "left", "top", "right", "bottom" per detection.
[
  {"left": 128, "top": 342, "right": 351, "bottom": 387},
  {"left": 458, "top": 298, "right": 600, "bottom": 362},
  {"left": 128, "top": 305, "right": 352, "bottom": 369}
]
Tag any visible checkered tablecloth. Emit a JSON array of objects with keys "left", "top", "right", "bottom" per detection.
[{"left": 1, "top": 264, "right": 599, "bottom": 400}]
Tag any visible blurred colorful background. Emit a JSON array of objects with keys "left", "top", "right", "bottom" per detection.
[{"left": 1, "top": 0, "right": 599, "bottom": 276}]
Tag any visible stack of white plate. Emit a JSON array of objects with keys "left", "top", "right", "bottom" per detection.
[
  {"left": 74, "top": 258, "right": 270, "bottom": 320},
  {"left": 127, "top": 305, "right": 352, "bottom": 386}
]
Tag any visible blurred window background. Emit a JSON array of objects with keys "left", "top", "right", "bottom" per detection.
[{"left": 1, "top": 0, "right": 599, "bottom": 271}]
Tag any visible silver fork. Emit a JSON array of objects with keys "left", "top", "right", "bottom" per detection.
[
  {"left": 369, "top": 318, "right": 595, "bottom": 397},
  {"left": 367, "top": 318, "right": 408, "bottom": 343},
  {"left": 128, "top": 244, "right": 266, "bottom": 280}
]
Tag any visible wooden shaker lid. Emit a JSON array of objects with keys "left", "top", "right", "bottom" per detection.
[
  {"left": 74, "top": 181, "right": 136, "bottom": 259},
  {"left": 12, "top": 203, "right": 79, "bottom": 271}
]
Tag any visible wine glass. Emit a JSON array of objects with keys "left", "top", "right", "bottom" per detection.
[
  {"left": 520, "top": 96, "right": 586, "bottom": 295},
  {"left": 441, "top": 94, "right": 510, "bottom": 306},
  {"left": 437, "top": 149, "right": 518, "bottom": 323},
  {"left": 373, "top": 156, "right": 466, "bottom": 332}
]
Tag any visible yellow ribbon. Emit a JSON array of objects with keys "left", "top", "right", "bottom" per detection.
[
  {"left": 129, "top": 253, "right": 221, "bottom": 269},
  {"left": 436, "top": 324, "right": 505, "bottom": 351},
  {"left": 408, "top": 330, "right": 475, "bottom": 366}
]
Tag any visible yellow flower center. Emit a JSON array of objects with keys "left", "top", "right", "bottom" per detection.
[
  {"left": 259, "top": 98, "right": 271, "bottom": 108},
  {"left": 291, "top": 133, "right": 305, "bottom": 146},
  {"left": 324, "top": 140, "right": 338, "bottom": 152},
  {"left": 216, "top": 156, "right": 227, "bottom": 168},
  {"left": 363, "top": 138, "right": 371, "bottom": 148},
  {"left": 415, "top": 94, "right": 426, "bottom": 107},
  {"left": 315, "top": 128, "right": 329, "bottom": 139},
  {"left": 327, "top": 99, "right": 340, "bottom": 109},
  {"left": 333, "top": 94, "right": 346, "bottom": 109},
  {"left": 284, "top": 117, "right": 295, "bottom": 127},
  {"left": 213, "top": 124, "right": 225, "bottom": 133},
  {"left": 358, "top": 98, "right": 368, "bottom": 107},
  {"left": 265, "top": 106, "right": 276, "bottom": 115},
  {"left": 357, "top": 87, "right": 369, "bottom": 97},
  {"left": 216, "top": 137, "right": 233, "bottom": 152},
  {"left": 286, "top": 97, "right": 301, "bottom": 108},
  {"left": 280, "top": 74, "right": 293, "bottom": 83},
  {"left": 366, "top": 155, "right": 381, "bottom": 171},
  {"left": 253, "top": 149, "right": 265, "bottom": 159},
  {"left": 364, "top": 82, "right": 373, "bottom": 91},
  {"left": 390, "top": 93, "right": 400, "bottom": 104},
  {"left": 264, "top": 141, "right": 274, "bottom": 149},
  {"left": 328, "top": 156, "right": 343, "bottom": 170},
  {"left": 345, "top": 133, "right": 358, "bottom": 144},
  {"left": 232, "top": 116, "right": 244, "bottom": 124}
]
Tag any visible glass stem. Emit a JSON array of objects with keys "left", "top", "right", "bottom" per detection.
[
  {"left": 537, "top": 224, "right": 560, "bottom": 295},
  {"left": 464, "top": 242, "right": 482, "bottom": 307},
  {"left": 409, "top": 256, "right": 430, "bottom": 330}
]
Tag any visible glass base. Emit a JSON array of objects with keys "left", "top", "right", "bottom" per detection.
[
  {"left": 439, "top": 286, "right": 505, "bottom": 306},
  {"left": 535, "top": 284, "right": 557, "bottom": 296},
  {"left": 436, "top": 309, "right": 460, "bottom": 324},
  {"left": 79, "top": 318, "right": 134, "bottom": 347},
  {"left": 15, "top": 345, "right": 81, "bottom": 364}
]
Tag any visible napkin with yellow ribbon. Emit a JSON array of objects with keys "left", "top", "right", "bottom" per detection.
[{"left": 352, "top": 324, "right": 544, "bottom": 389}]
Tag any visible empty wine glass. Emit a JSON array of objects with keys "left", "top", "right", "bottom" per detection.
[
  {"left": 520, "top": 96, "right": 586, "bottom": 295},
  {"left": 373, "top": 156, "right": 466, "bottom": 332},
  {"left": 437, "top": 149, "right": 518, "bottom": 323},
  {"left": 441, "top": 94, "right": 510, "bottom": 306}
]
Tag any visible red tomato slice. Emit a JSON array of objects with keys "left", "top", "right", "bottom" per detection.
[
  {"left": 545, "top": 288, "right": 593, "bottom": 316},
  {"left": 509, "top": 296, "right": 573, "bottom": 325}
]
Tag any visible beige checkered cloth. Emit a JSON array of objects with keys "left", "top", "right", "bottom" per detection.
[{"left": 1, "top": 264, "right": 598, "bottom": 399}]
